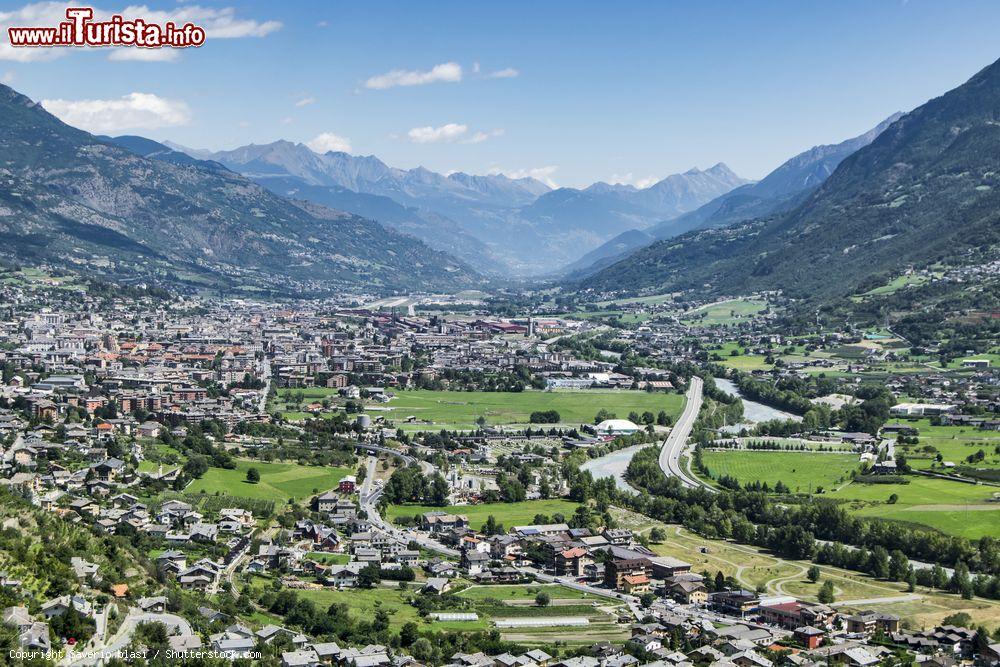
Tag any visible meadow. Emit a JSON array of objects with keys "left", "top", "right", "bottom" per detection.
[
  {"left": 895, "top": 418, "right": 1000, "bottom": 470},
  {"left": 277, "top": 388, "right": 685, "bottom": 430},
  {"left": 681, "top": 298, "right": 767, "bottom": 326},
  {"left": 829, "top": 475, "right": 1000, "bottom": 540},
  {"left": 699, "top": 450, "right": 860, "bottom": 493},
  {"left": 185, "top": 459, "right": 352, "bottom": 501}
]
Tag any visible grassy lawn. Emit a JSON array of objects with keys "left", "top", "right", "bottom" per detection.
[
  {"left": 681, "top": 299, "right": 768, "bottom": 326},
  {"left": 386, "top": 499, "right": 581, "bottom": 530},
  {"left": 829, "top": 476, "right": 1000, "bottom": 539},
  {"left": 186, "top": 460, "right": 351, "bottom": 501},
  {"left": 293, "top": 586, "right": 424, "bottom": 624},
  {"left": 303, "top": 552, "right": 350, "bottom": 565},
  {"left": 699, "top": 451, "right": 860, "bottom": 493}
]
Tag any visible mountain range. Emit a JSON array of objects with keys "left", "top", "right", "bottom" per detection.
[
  {"left": 562, "top": 113, "right": 903, "bottom": 278},
  {"left": 171, "top": 142, "right": 748, "bottom": 274},
  {"left": 576, "top": 57, "right": 1000, "bottom": 303},
  {"left": 0, "top": 84, "right": 478, "bottom": 294}
]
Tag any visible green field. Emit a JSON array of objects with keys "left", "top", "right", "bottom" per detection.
[
  {"left": 456, "top": 583, "right": 594, "bottom": 601},
  {"left": 386, "top": 499, "right": 581, "bottom": 530},
  {"left": 896, "top": 418, "right": 1000, "bottom": 470},
  {"left": 699, "top": 451, "right": 860, "bottom": 493},
  {"left": 186, "top": 460, "right": 351, "bottom": 501},
  {"left": 862, "top": 273, "right": 929, "bottom": 296},
  {"left": 277, "top": 388, "right": 685, "bottom": 430},
  {"left": 829, "top": 476, "right": 1000, "bottom": 539},
  {"left": 681, "top": 299, "right": 768, "bottom": 326}
]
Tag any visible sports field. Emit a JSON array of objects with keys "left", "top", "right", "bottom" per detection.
[
  {"left": 386, "top": 499, "right": 581, "bottom": 530},
  {"left": 186, "top": 459, "right": 352, "bottom": 501},
  {"left": 699, "top": 451, "right": 860, "bottom": 493}
]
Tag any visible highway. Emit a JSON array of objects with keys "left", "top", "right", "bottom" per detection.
[{"left": 658, "top": 376, "right": 707, "bottom": 489}]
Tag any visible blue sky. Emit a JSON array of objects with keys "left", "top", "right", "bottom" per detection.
[{"left": 2, "top": 0, "right": 999, "bottom": 187}]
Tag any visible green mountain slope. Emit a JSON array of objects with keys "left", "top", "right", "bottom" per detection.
[
  {"left": 578, "top": 58, "right": 1000, "bottom": 303},
  {"left": 0, "top": 85, "right": 477, "bottom": 294}
]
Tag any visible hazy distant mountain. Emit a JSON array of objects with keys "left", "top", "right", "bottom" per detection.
[
  {"left": 172, "top": 140, "right": 747, "bottom": 274},
  {"left": 0, "top": 84, "right": 477, "bottom": 294},
  {"left": 578, "top": 58, "right": 1000, "bottom": 302},
  {"left": 585, "top": 163, "right": 750, "bottom": 218},
  {"left": 565, "top": 115, "right": 901, "bottom": 277}
]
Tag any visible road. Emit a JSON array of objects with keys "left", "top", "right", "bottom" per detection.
[
  {"left": 257, "top": 356, "right": 271, "bottom": 414},
  {"left": 658, "top": 376, "right": 707, "bottom": 489},
  {"left": 62, "top": 610, "right": 192, "bottom": 666},
  {"left": 357, "top": 445, "right": 460, "bottom": 557}
]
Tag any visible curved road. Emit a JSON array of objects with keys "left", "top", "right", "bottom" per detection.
[{"left": 658, "top": 376, "right": 709, "bottom": 490}]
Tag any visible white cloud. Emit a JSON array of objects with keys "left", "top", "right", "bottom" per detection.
[
  {"left": 107, "top": 47, "right": 179, "bottom": 62},
  {"left": 365, "top": 62, "right": 462, "bottom": 90},
  {"left": 41, "top": 91, "right": 191, "bottom": 133},
  {"left": 307, "top": 132, "right": 352, "bottom": 154},
  {"left": 317, "top": 20, "right": 328, "bottom": 27},
  {"left": 407, "top": 123, "right": 467, "bottom": 144},
  {"left": 281, "top": 116, "right": 293, "bottom": 125},
  {"left": 461, "top": 128, "right": 504, "bottom": 144},
  {"left": 1, "top": 70, "right": 13, "bottom": 84},
  {"left": 487, "top": 67, "right": 519, "bottom": 79},
  {"left": 294, "top": 96, "right": 316, "bottom": 107},
  {"left": 488, "top": 165, "right": 558, "bottom": 188},
  {"left": 0, "top": 2, "right": 281, "bottom": 62}
]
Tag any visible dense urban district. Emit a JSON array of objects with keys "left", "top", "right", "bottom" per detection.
[{"left": 0, "top": 265, "right": 995, "bottom": 667}]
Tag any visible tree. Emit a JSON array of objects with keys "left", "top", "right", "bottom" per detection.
[
  {"left": 182, "top": 455, "right": 209, "bottom": 479},
  {"left": 817, "top": 580, "right": 836, "bottom": 604},
  {"left": 649, "top": 527, "right": 666, "bottom": 543},
  {"left": 246, "top": 467, "right": 260, "bottom": 484},
  {"left": 428, "top": 474, "right": 449, "bottom": 506},
  {"left": 888, "top": 550, "right": 909, "bottom": 582},
  {"left": 400, "top": 621, "right": 419, "bottom": 647},
  {"left": 358, "top": 562, "right": 381, "bottom": 589},
  {"left": 807, "top": 565, "right": 821, "bottom": 583},
  {"left": 535, "top": 591, "right": 551, "bottom": 607}
]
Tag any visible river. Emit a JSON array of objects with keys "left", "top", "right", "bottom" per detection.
[
  {"left": 579, "top": 443, "right": 654, "bottom": 493},
  {"left": 713, "top": 377, "right": 802, "bottom": 428}
]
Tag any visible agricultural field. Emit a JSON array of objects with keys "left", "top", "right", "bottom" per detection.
[
  {"left": 385, "top": 499, "right": 581, "bottom": 530},
  {"left": 698, "top": 451, "right": 860, "bottom": 493},
  {"left": 895, "top": 418, "right": 1000, "bottom": 470},
  {"left": 828, "top": 476, "right": 1000, "bottom": 540},
  {"left": 681, "top": 299, "right": 768, "bottom": 326},
  {"left": 611, "top": 507, "right": 1000, "bottom": 631},
  {"left": 185, "top": 459, "right": 352, "bottom": 502}
]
